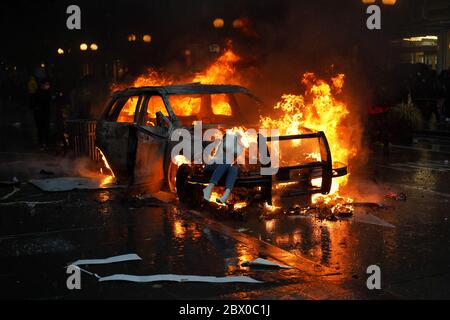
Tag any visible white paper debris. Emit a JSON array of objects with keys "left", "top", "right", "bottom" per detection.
[
  {"left": 71, "top": 265, "right": 101, "bottom": 279},
  {"left": 98, "top": 274, "right": 262, "bottom": 284},
  {"left": 242, "top": 258, "right": 292, "bottom": 269},
  {"left": 70, "top": 254, "right": 142, "bottom": 266},
  {"left": 30, "top": 177, "right": 123, "bottom": 192}
]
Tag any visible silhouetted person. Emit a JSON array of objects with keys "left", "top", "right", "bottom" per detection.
[
  {"left": 33, "top": 81, "right": 51, "bottom": 150},
  {"left": 27, "top": 76, "right": 38, "bottom": 110},
  {"left": 368, "top": 85, "right": 391, "bottom": 156},
  {"left": 54, "top": 90, "right": 68, "bottom": 155}
]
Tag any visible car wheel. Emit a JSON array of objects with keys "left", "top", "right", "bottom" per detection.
[{"left": 176, "top": 165, "right": 193, "bottom": 204}]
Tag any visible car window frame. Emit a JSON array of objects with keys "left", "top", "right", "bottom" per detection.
[
  {"left": 104, "top": 94, "right": 143, "bottom": 124},
  {"left": 165, "top": 92, "right": 261, "bottom": 124},
  {"left": 137, "top": 93, "right": 173, "bottom": 127}
]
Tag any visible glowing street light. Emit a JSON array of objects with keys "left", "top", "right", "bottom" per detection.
[
  {"left": 80, "top": 43, "right": 88, "bottom": 51},
  {"left": 128, "top": 34, "right": 137, "bottom": 42},
  {"left": 361, "top": 0, "right": 397, "bottom": 4},
  {"left": 57, "top": 48, "right": 65, "bottom": 55},
  {"left": 213, "top": 18, "right": 224, "bottom": 29},
  {"left": 143, "top": 34, "right": 152, "bottom": 43},
  {"left": 90, "top": 43, "right": 99, "bottom": 51}
]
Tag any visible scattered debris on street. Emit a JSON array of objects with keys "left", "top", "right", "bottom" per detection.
[
  {"left": 68, "top": 254, "right": 262, "bottom": 284},
  {"left": 385, "top": 191, "right": 408, "bottom": 201},
  {"left": 29, "top": 177, "right": 122, "bottom": 192},
  {"left": 242, "top": 258, "right": 292, "bottom": 270}
]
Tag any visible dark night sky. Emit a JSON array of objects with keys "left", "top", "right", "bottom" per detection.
[
  {"left": 0, "top": 0, "right": 405, "bottom": 64},
  {"left": 0, "top": 0, "right": 412, "bottom": 118},
  {"left": 0, "top": 0, "right": 409, "bottom": 106}
]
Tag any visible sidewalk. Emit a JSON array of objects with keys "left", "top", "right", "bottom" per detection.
[
  {"left": 0, "top": 100, "right": 39, "bottom": 154},
  {"left": 0, "top": 101, "right": 92, "bottom": 182}
]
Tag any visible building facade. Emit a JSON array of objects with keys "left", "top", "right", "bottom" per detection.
[{"left": 391, "top": 0, "right": 450, "bottom": 72}]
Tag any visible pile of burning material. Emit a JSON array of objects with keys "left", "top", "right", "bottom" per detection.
[
  {"left": 262, "top": 201, "right": 354, "bottom": 222},
  {"left": 385, "top": 191, "right": 407, "bottom": 202},
  {"left": 198, "top": 193, "right": 355, "bottom": 223},
  {"left": 303, "top": 203, "right": 354, "bottom": 221}
]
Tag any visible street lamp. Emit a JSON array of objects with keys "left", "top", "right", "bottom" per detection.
[
  {"left": 361, "top": 0, "right": 376, "bottom": 3},
  {"left": 90, "top": 43, "right": 99, "bottom": 51},
  {"left": 143, "top": 34, "right": 152, "bottom": 43},
  {"left": 382, "top": 0, "right": 397, "bottom": 5},
  {"left": 128, "top": 34, "right": 137, "bottom": 42},
  {"left": 213, "top": 18, "right": 224, "bottom": 29},
  {"left": 57, "top": 48, "right": 64, "bottom": 55},
  {"left": 80, "top": 43, "right": 88, "bottom": 51}
]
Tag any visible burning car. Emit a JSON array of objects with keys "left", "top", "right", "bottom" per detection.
[{"left": 93, "top": 83, "right": 348, "bottom": 206}]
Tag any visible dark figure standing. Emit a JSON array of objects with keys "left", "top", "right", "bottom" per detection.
[
  {"left": 27, "top": 76, "right": 38, "bottom": 109},
  {"left": 33, "top": 81, "right": 51, "bottom": 150},
  {"left": 54, "top": 90, "right": 69, "bottom": 155},
  {"left": 368, "top": 86, "right": 391, "bottom": 156}
]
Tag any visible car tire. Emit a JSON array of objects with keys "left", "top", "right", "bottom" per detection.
[{"left": 176, "top": 164, "right": 194, "bottom": 205}]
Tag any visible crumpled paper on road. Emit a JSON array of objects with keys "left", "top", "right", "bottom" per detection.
[
  {"left": 242, "top": 258, "right": 292, "bottom": 269},
  {"left": 98, "top": 274, "right": 262, "bottom": 284}
]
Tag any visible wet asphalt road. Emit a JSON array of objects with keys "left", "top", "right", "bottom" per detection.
[
  {"left": 0, "top": 108, "right": 449, "bottom": 299},
  {"left": 0, "top": 141, "right": 449, "bottom": 300}
]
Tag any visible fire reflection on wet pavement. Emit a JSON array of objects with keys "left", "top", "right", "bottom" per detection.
[{"left": 0, "top": 163, "right": 449, "bottom": 300}]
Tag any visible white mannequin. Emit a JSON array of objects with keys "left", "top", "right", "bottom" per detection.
[{"left": 203, "top": 132, "right": 245, "bottom": 204}]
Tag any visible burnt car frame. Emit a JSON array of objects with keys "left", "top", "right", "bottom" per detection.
[{"left": 94, "top": 83, "right": 348, "bottom": 205}]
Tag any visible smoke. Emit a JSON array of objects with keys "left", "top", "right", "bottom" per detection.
[
  {"left": 0, "top": 156, "right": 101, "bottom": 182},
  {"left": 233, "top": 0, "right": 390, "bottom": 200}
]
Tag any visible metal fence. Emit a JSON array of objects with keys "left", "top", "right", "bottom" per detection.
[{"left": 65, "top": 120, "right": 100, "bottom": 161}]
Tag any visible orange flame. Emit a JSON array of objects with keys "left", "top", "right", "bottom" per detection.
[
  {"left": 112, "top": 48, "right": 241, "bottom": 118},
  {"left": 113, "top": 48, "right": 357, "bottom": 207},
  {"left": 193, "top": 49, "right": 241, "bottom": 85},
  {"left": 97, "top": 147, "right": 115, "bottom": 178},
  {"left": 174, "top": 155, "right": 190, "bottom": 166},
  {"left": 96, "top": 147, "right": 116, "bottom": 187},
  {"left": 261, "top": 72, "right": 356, "bottom": 204}
]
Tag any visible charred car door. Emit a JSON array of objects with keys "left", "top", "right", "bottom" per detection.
[
  {"left": 96, "top": 94, "right": 143, "bottom": 184},
  {"left": 264, "top": 132, "right": 348, "bottom": 198},
  {"left": 133, "top": 94, "right": 173, "bottom": 191}
]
